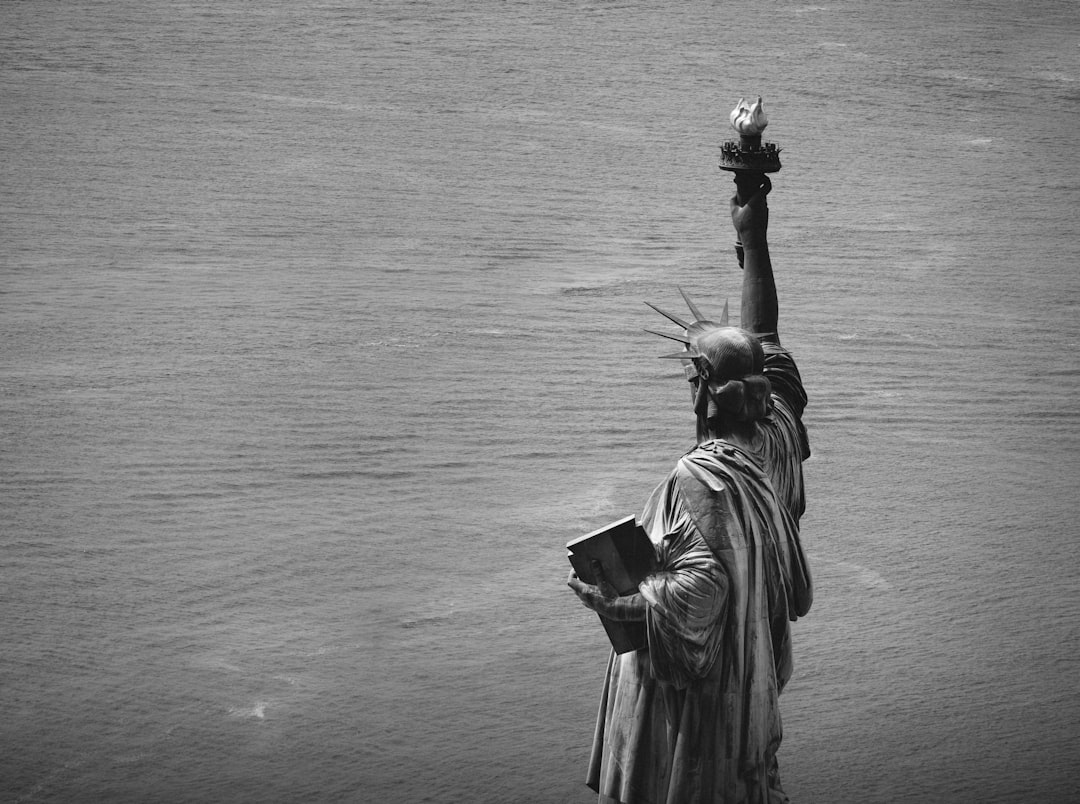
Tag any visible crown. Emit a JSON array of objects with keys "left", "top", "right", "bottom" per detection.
[
  {"left": 644, "top": 288, "right": 730, "bottom": 381},
  {"left": 646, "top": 288, "right": 775, "bottom": 384}
]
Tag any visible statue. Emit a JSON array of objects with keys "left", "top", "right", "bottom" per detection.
[{"left": 568, "top": 98, "right": 813, "bottom": 803}]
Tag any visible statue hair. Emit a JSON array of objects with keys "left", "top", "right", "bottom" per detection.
[
  {"left": 690, "top": 327, "right": 771, "bottom": 442},
  {"left": 711, "top": 375, "right": 771, "bottom": 420}
]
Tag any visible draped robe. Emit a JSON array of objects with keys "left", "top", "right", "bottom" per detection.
[{"left": 586, "top": 344, "right": 812, "bottom": 804}]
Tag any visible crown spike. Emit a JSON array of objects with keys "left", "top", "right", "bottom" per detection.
[
  {"left": 719, "top": 300, "right": 729, "bottom": 327},
  {"left": 644, "top": 301, "right": 691, "bottom": 329},
  {"left": 658, "top": 350, "right": 701, "bottom": 360},
  {"left": 677, "top": 286, "right": 707, "bottom": 323},
  {"left": 644, "top": 328, "right": 691, "bottom": 345}
]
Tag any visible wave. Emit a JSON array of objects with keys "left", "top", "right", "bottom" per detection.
[{"left": 228, "top": 701, "right": 268, "bottom": 720}]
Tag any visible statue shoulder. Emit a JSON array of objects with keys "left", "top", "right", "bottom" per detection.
[{"left": 674, "top": 441, "right": 744, "bottom": 493}]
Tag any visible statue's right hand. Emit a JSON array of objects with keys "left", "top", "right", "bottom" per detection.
[{"left": 730, "top": 174, "right": 771, "bottom": 248}]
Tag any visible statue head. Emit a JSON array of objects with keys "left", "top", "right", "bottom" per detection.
[{"left": 646, "top": 290, "right": 772, "bottom": 439}]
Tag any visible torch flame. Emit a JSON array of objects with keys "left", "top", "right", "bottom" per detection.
[{"left": 730, "top": 96, "right": 769, "bottom": 136}]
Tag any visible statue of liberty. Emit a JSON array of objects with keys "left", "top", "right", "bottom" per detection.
[{"left": 569, "top": 99, "right": 813, "bottom": 804}]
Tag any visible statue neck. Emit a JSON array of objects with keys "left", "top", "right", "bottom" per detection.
[{"left": 702, "top": 420, "right": 761, "bottom": 452}]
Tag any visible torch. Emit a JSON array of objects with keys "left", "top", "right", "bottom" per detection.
[{"left": 719, "top": 96, "right": 781, "bottom": 266}]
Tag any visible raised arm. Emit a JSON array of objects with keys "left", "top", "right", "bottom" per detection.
[{"left": 731, "top": 173, "right": 779, "bottom": 345}]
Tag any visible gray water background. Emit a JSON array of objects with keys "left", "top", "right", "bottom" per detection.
[{"left": 2, "top": 1, "right": 1079, "bottom": 801}]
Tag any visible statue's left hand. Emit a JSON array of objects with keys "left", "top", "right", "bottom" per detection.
[
  {"left": 567, "top": 571, "right": 606, "bottom": 611},
  {"left": 567, "top": 568, "right": 648, "bottom": 622}
]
